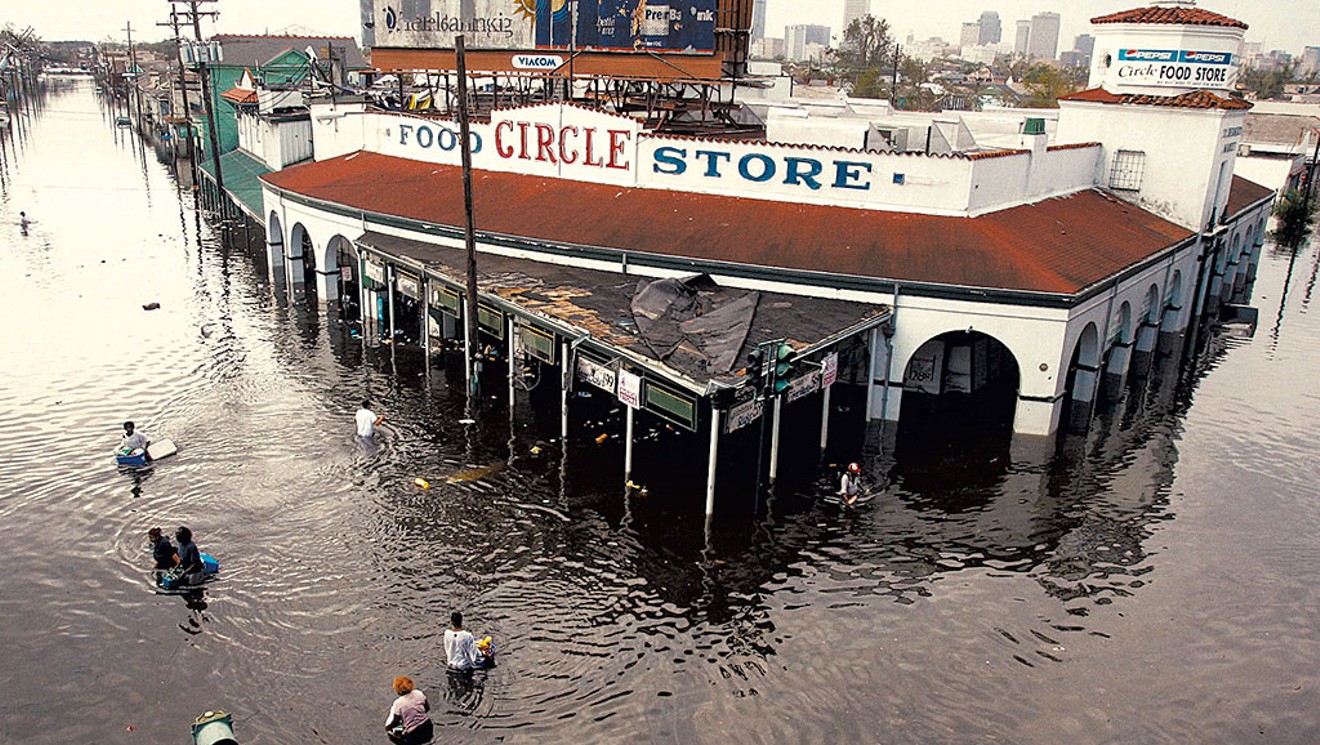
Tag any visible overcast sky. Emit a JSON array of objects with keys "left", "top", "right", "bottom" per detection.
[{"left": 8, "top": 0, "right": 1316, "bottom": 54}]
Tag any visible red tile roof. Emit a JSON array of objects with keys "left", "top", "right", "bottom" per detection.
[
  {"left": 1225, "top": 175, "right": 1275, "bottom": 219},
  {"left": 1091, "top": 6, "right": 1247, "bottom": 29},
  {"left": 261, "top": 151, "right": 1194, "bottom": 296},
  {"left": 1060, "top": 87, "right": 1251, "bottom": 111},
  {"left": 221, "top": 88, "right": 258, "bottom": 105}
]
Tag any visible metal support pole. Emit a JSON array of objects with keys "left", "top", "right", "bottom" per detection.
[
  {"left": 768, "top": 396, "right": 783, "bottom": 483},
  {"left": 456, "top": 37, "right": 480, "bottom": 391},
  {"left": 560, "top": 340, "right": 570, "bottom": 442},
  {"left": 705, "top": 407, "right": 721, "bottom": 517},
  {"left": 624, "top": 404, "right": 635, "bottom": 482},
  {"left": 421, "top": 277, "right": 431, "bottom": 360},
  {"left": 819, "top": 384, "right": 831, "bottom": 453},
  {"left": 507, "top": 317, "right": 517, "bottom": 413},
  {"left": 864, "top": 327, "right": 880, "bottom": 420},
  {"left": 386, "top": 265, "right": 396, "bottom": 342},
  {"left": 358, "top": 257, "right": 369, "bottom": 342}
]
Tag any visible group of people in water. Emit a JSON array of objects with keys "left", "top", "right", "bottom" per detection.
[
  {"left": 385, "top": 611, "right": 495, "bottom": 744},
  {"left": 147, "top": 525, "right": 207, "bottom": 587}
]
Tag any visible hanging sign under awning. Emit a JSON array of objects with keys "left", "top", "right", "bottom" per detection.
[
  {"left": 785, "top": 368, "right": 822, "bottom": 403},
  {"left": 577, "top": 356, "right": 616, "bottom": 393},
  {"left": 396, "top": 272, "right": 420, "bottom": 299},
  {"left": 726, "top": 397, "right": 764, "bottom": 434},
  {"left": 617, "top": 369, "right": 642, "bottom": 409},
  {"left": 363, "top": 259, "right": 386, "bottom": 284},
  {"left": 822, "top": 352, "right": 839, "bottom": 388}
]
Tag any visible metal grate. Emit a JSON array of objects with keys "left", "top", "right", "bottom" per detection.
[{"left": 1109, "top": 149, "right": 1146, "bottom": 191}]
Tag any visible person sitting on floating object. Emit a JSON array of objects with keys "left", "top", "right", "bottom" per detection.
[
  {"left": 356, "top": 400, "right": 385, "bottom": 439},
  {"left": 119, "top": 421, "right": 152, "bottom": 461},
  {"left": 444, "top": 611, "right": 494, "bottom": 672},
  {"left": 839, "top": 462, "right": 864, "bottom": 507},
  {"left": 384, "top": 675, "right": 433, "bottom": 745},
  {"left": 172, "top": 526, "right": 206, "bottom": 587},
  {"left": 147, "top": 527, "right": 177, "bottom": 571},
  {"left": 20, "top": 211, "right": 30, "bottom": 235}
]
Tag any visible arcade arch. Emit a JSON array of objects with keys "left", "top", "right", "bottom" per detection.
[{"left": 897, "top": 330, "right": 1021, "bottom": 438}]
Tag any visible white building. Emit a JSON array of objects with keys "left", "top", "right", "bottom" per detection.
[{"left": 256, "top": 2, "right": 1274, "bottom": 474}]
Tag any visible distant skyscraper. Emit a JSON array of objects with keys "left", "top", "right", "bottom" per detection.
[
  {"left": 1301, "top": 46, "right": 1320, "bottom": 76},
  {"left": 960, "top": 22, "right": 981, "bottom": 50},
  {"left": 785, "top": 24, "right": 832, "bottom": 61},
  {"left": 1027, "top": 11, "right": 1061, "bottom": 60},
  {"left": 1074, "top": 34, "right": 1095, "bottom": 57},
  {"left": 1014, "top": 20, "right": 1031, "bottom": 56},
  {"left": 843, "top": 0, "right": 871, "bottom": 32},
  {"left": 752, "top": 0, "right": 768, "bottom": 41},
  {"left": 977, "top": 11, "right": 1002, "bottom": 45}
]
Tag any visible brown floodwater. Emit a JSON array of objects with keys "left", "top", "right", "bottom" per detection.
[{"left": 1, "top": 79, "right": 1317, "bottom": 744}]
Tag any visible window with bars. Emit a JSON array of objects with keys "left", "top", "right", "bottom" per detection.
[{"left": 1109, "top": 149, "right": 1146, "bottom": 191}]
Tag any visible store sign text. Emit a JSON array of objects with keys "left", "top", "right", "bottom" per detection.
[
  {"left": 1115, "top": 48, "right": 1236, "bottom": 88},
  {"left": 652, "top": 146, "right": 875, "bottom": 192},
  {"left": 494, "top": 120, "right": 631, "bottom": 169}
]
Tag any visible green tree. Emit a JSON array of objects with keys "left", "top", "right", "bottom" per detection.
[
  {"left": 829, "top": 15, "right": 896, "bottom": 98},
  {"left": 1019, "top": 63, "right": 1078, "bottom": 108}
]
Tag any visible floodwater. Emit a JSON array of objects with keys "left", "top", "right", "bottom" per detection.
[{"left": 1, "top": 80, "right": 1318, "bottom": 744}]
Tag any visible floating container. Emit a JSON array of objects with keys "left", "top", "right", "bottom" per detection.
[{"left": 191, "top": 710, "right": 236, "bottom": 745}]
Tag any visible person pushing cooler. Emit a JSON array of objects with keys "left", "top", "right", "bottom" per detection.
[
  {"left": 119, "top": 421, "right": 151, "bottom": 460},
  {"left": 384, "top": 675, "right": 433, "bottom": 745}
]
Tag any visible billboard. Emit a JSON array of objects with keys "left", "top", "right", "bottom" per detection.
[
  {"left": 370, "top": 0, "right": 716, "bottom": 53},
  {"left": 536, "top": 0, "right": 717, "bottom": 54},
  {"left": 373, "top": 0, "right": 537, "bottom": 49}
]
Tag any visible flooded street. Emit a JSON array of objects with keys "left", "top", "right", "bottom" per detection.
[{"left": 2, "top": 80, "right": 1319, "bottom": 744}]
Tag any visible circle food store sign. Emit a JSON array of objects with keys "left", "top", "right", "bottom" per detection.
[{"left": 1114, "top": 48, "right": 1239, "bottom": 89}]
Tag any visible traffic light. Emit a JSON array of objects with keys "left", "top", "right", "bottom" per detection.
[{"left": 769, "top": 341, "right": 796, "bottom": 394}]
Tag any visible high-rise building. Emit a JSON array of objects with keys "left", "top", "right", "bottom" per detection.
[
  {"left": 752, "top": 0, "right": 768, "bottom": 41},
  {"left": 1074, "top": 34, "right": 1095, "bottom": 57},
  {"left": 785, "top": 24, "right": 832, "bottom": 61},
  {"left": 1027, "top": 11, "right": 1061, "bottom": 60},
  {"left": 978, "top": 11, "right": 1002, "bottom": 45},
  {"left": 960, "top": 22, "right": 981, "bottom": 50},
  {"left": 843, "top": 0, "right": 871, "bottom": 32},
  {"left": 1301, "top": 46, "right": 1320, "bottom": 77},
  {"left": 1014, "top": 20, "right": 1031, "bottom": 56}
]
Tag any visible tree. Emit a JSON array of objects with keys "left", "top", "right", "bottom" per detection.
[
  {"left": 830, "top": 15, "right": 897, "bottom": 98},
  {"left": 1019, "top": 63, "right": 1078, "bottom": 108}
]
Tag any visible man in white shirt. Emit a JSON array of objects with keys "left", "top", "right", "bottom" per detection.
[
  {"left": 120, "top": 421, "right": 151, "bottom": 460},
  {"left": 356, "top": 400, "right": 385, "bottom": 438},
  {"left": 444, "top": 611, "right": 484, "bottom": 671}
]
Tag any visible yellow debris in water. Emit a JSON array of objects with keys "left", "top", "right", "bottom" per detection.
[
  {"left": 414, "top": 478, "right": 430, "bottom": 489},
  {"left": 595, "top": 433, "right": 609, "bottom": 443}
]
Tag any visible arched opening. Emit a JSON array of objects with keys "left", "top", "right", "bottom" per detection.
[
  {"left": 1157, "top": 269, "right": 1185, "bottom": 356},
  {"left": 1060, "top": 322, "right": 1100, "bottom": 432},
  {"left": 896, "top": 330, "right": 1020, "bottom": 449},
  {"left": 1131, "top": 285, "right": 1161, "bottom": 383},
  {"left": 328, "top": 236, "right": 360, "bottom": 323},
  {"left": 1101, "top": 301, "right": 1133, "bottom": 402},
  {"left": 266, "top": 211, "right": 285, "bottom": 283},
  {"left": 288, "top": 223, "right": 311, "bottom": 289}
]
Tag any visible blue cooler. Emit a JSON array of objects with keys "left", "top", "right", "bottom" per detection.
[{"left": 191, "top": 710, "right": 237, "bottom": 745}]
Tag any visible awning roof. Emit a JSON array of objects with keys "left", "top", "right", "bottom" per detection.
[
  {"left": 356, "top": 231, "right": 888, "bottom": 393},
  {"left": 262, "top": 151, "right": 1194, "bottom": 298},
  {"left": 200, "top": 149, "right": 271, "bottom": 219}
]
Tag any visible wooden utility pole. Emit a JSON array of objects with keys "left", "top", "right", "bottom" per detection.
[
  {"left": 124, "top": 22, "right": 143, "bottom": 128},
  {"left": 456, "top": 36, "right": 481, "bottom": 392},
  {"left": 168, "top": 0, "right": 223, "bottom": 193}
]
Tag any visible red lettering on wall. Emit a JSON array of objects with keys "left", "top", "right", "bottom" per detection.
[
  {"left": 494, "top": 120, "right": 514, "bottom": 158},
  {"left": 583, "top": 127, "right": 603, "bottom": 167},
  {"left": 607, "top": 129, "right": 631, "bottom": 170},
  {"left": 516, "top": 122, "right": 531, "bottom": 160},
  {"left": 559, "top": 125, "right": 580, "bottom": 164}
]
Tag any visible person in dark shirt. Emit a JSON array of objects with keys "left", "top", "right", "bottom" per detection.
[
  {"left": 174, "top": 526, "right": 205, "bottom": 586},
  {"left": 148, "top": 527, "right": 177, "bottom": 570}
]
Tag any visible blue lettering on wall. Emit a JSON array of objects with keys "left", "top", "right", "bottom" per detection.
[
  {"left": 653, "top": 146, "right": 687, "bottom": 175},
  {"left": 695, "top": 150, "right": 731, "bottom": 178},
  {"left": 783, "top": 157, "right": 823, "bottom": 190},
  {"left": 398, "top": 123, "right": 480, "bottom": 154},
  {"left": 738, "top": 153, "right": 776, "bottom": 183},
  {"left": 833, "top": 161, "right": 873, "bottom": 190}
]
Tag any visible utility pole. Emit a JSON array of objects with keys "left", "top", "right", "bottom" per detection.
[
  {"left": 124, "top": 21, "right": 143, "bottom": 128},
  {"left": 168, "top": 0, "right": 224, "bottom": 194},
  {"left": 159, "top": 7, "right": 197, "bottom": 180},
  {"left": 456, "top": 36, "right": 481, "bottom": 395}
]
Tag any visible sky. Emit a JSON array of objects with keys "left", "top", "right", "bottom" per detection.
[{"left": 6, "top": 0, "right": 1317, "bottom": 55}]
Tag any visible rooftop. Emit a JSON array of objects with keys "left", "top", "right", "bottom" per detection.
[
  {"left": 1060, "top": 87, "right": 1252, "bottom": 111},
  {"left": 263, "top": 151, "right": 1193, "bottom": 298},
  {"left": 1090, "top": 5, "right": 1248, "bottom": 29}
]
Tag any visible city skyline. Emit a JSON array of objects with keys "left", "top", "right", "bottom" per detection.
[{"left": 5, "top": 0, "right": 1317, "bottom": 58}]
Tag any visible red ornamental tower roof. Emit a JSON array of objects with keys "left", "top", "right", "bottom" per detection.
[{"left": 1091, "top": 6, "right": 1248, "bottom": 30}]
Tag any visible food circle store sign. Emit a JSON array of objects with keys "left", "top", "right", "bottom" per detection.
[
  {"left": 1113, "top": 48, "right": 1238, "bottom": 89},
  {"left": 384, "top": 104, "right": 905, "bottom": 199}
]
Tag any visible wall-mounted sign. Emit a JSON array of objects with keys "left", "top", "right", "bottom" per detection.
[
  {"left": 519, "top": 324, "right": 556, "bottom": 363},
  {"left": 373, "top": 0, "right": 536, "bottom": 50},
  {"left": 512, "top": 54, "right": 564, "bottom": 70},
  {"left": 1114, "top": 48, "right": 1237, "bottom": 89},
  {"left": 617, "top": 369, "right": 642, "bottom": 409}
]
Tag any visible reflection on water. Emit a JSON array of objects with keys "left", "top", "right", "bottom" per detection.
[{"left": 2, "top": 81, "right": 1320, "bottom": 745}]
